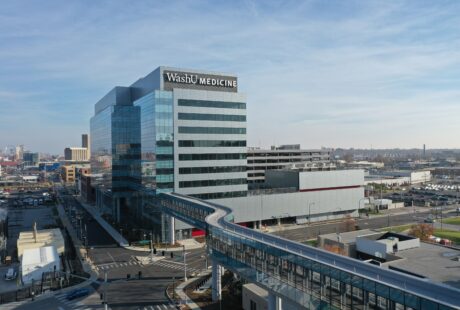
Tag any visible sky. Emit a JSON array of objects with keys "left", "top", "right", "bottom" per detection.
[{"left": 1, "top": 0, "right": 460, "bottom": 154}]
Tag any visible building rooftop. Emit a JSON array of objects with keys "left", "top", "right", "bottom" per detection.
[
  {"left": 385, "top": 242, "right": 460, "bottom": 289},
  {"left": 318, "top": 229, "right": 378, "bottom": 245},
  {"left": 17, "top": 228, "right": 65, "bottom": 257}
]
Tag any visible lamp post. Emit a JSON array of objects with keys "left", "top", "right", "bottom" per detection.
[
  {"left": 150, "top": 232, "right": 153, "bottom": 261},
  {"left": 358, "top": 198, "right": 369, "bottom": 219},
  {"left": 183, "top": 245, "right": 187, "bottom": 281},
  {"left": 308, "top": 202, "right": 315, "bottom": 225}
]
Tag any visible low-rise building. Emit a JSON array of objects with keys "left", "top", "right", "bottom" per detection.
[
  {"left": 21, "top": 246, "right": 60, "bottom": 285},
  {"left": 242, "top": 283, "right": 268, "bottom": 310},
  {"left": 317, "top": 229, "right": 460, "bottom": 289},
  {"left": 17, "top": 228, "right": 65, "bottom": 258}
]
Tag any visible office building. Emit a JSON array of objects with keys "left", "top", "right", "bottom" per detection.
[
  {"left": 64, "top": 147, "right": 89, "bottom": 161},
  {"left": 247, "top": 145, "right": 331, "bottom": 186},
  {"left": 23, "top": 151, "right": 39, "bottom": 166},
  {"left": 82, "top": 134, "right": 90, "bottom": 159},
  {"left": 90, "top": 66, "right": 246, "bottom": 239}
]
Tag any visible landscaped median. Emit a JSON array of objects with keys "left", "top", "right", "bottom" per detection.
[
  {"left": 442, "top": 216, "right": 460, "bottom": 225},
  {"left": 433, "top": 229, "right": 460, "bottom": 244}
]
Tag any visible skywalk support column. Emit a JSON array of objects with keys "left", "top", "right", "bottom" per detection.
[
  {"left": 168, "top": 216, "right": 175, "bottom": 245},
  {"left": 212, "top": 258, "right": 222, "bottom": 301},
  {"left": 268, "top": 292, "right": 282, "bottom": 310}
]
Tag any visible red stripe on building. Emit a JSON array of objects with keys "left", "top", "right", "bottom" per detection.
[{"left": 299, "top": 185, "right": 361, "bottom": 192}]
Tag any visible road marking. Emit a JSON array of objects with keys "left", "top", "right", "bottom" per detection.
[
  {"left": 107, "top": 251, "right": 116, "bottom": 263},
  {"left": 162, "top": 304, "right": 168, "bottom": 309}
]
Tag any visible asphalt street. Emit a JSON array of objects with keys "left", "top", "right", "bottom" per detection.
[
  {"left": 272, "top": 208, "right": 460, "bottom": 241},
  {"left": 59, "top": 187, "right": 207, "bottom": 310}
]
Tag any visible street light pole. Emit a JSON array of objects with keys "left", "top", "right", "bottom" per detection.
[
  {"left": 183, "top": 245, "right": 187, "bottom": 281},
  {"left": 150, "top": 233, "right": 153, "bottom": 261},
  {"left": 104, "top": 271, "right": 108, "bottom": 310},
  {"left": 308, "top": 202, "right": 315, "bottom": 225},
  {"left": 358, "top": 198, "right": 369, "bottom": 219}
]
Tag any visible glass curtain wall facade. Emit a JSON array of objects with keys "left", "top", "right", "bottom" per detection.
[
  {"left": 90, "top": 104, "right": 141, "bottom": 222},
  {"left": 134, "top": 90, "right": 174, "bottom": 241}
]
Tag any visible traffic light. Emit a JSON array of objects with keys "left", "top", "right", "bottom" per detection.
[{"left": 100, "top": 293, "right": 103, "bottom": 300}]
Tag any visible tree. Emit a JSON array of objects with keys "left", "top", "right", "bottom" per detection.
[
  {"left": 408, "top": 224, "right": 434, "bottom": 241},
  {"left": 324, "top": 244, "right": 345, "bottom": 255},
  {"left": 342, "top": 214, "right": 356, "bottom": 232}
]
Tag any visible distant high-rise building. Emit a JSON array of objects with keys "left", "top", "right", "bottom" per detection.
[
  {"left": 82, "top": 134, "right": 90, "bottom": 160},
  {"left": 23, "top": 152, "right": 39, "bottom": 166},
  {"left": 423, "top": 144, "right": 426, "bottom": 159},
  {"left": 15, "top": 145, "right": 24, "bottom": 161},
  {"left": 64, "top": 147, "right": 89, "bottom": 162}
]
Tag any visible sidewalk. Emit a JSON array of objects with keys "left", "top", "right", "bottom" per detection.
[
  {"left": 75, "top": 197, "right": 129, "bottom": 247},
  {"left": 26, "top": 204, "right": 101, "bottom": 303},
  {"left": 173, "top": 270, "right": 212, "bottom": 310},
  {"left": 76, "top": 197, "right": 205, "bottom": 252}
]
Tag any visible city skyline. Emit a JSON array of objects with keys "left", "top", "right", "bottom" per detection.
[{"left": 1, "top": 1, "right": 460, "bottom": 153}]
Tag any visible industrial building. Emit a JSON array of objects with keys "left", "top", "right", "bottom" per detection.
[
  {"left": 213, "top": 169, "right": 364, "bottom": 227},
  {"left": 365, "top": 170, "right": 431, "bottom": 186},
  {"left": 247, "top": 145, "right": 331, "bottom": 186}
]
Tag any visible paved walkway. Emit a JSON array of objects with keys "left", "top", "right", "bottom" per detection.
[
  {"left": 75, "top": 197, "right": 129, "bottom": 247},
  {"left": 173, "top": 270, "right": 212, "bottom": 310},
  {"left": 76, "top": 197, "right": 205, "bottom": 252}
]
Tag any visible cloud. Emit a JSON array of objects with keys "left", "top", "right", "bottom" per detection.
[{"left": 1, "top": 0, "right": 460, "bottom": 153}]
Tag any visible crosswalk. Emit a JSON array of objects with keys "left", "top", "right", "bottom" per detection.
[
  {"left": 152, "top": 260, "right": 200, "bottom": 273},
  {"left": 0, "top": 301, "right": 27, "bottom": 310},
  {"left": 55, "top": 293, "right": 84, "bottom": 309},
  {"left": 94, "top": 259, "right": 201, "bottom": 274},
  {"left": 95, "top": 260, "right": 141, "bottom": 271},
  {"left": 136, "top": 303, "right": 177, "bottom": 310},
  {"left": 55, "top": 292, "right": 110, "bottom": 310}
]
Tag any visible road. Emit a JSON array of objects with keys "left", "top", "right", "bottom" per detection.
[
  {"left": 58, "top": 187, "right": 207, "bottom": 310},
  {"left": 272, "top": 208, "right": 460, "bottom": 241}
]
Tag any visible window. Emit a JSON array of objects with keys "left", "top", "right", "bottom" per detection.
[
  {"left": 178, "top": 112, "right": 246, "bottom": 122},
  {"left": 179, "top": 153, "right": 246, "bottom": 160},
  {"left": 179, "top": 178, "right": 247, "bottom": 188},
  {"left": 179, "top": 140, "right": 246, "bottom": 147},
  {"left": 178, "top": 99, "right": 246, "bottom": 109},
  {"left": 179, "top": 166, "right": 246, "bottom": 174},
  {"left": 178, "top": 126, "right": 246, "bottom": 134}
]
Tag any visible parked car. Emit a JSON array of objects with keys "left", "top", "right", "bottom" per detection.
[
  {"left": 424, "top": 217, "right": 435, "bottom": 223},
  {"left": 66, "top": 288, "right": 90, "bottom": 300},
  {"left": 4, "top": 268, "right": 17, "bottom": 280}
]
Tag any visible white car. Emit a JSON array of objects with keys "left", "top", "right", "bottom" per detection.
[{"left": 4, "top": 268, "right": 17, "bottom": 281}]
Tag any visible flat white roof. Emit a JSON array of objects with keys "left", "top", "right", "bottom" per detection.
[{"left": 22, "top": 246, "right": 59, "bottom": 270}]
